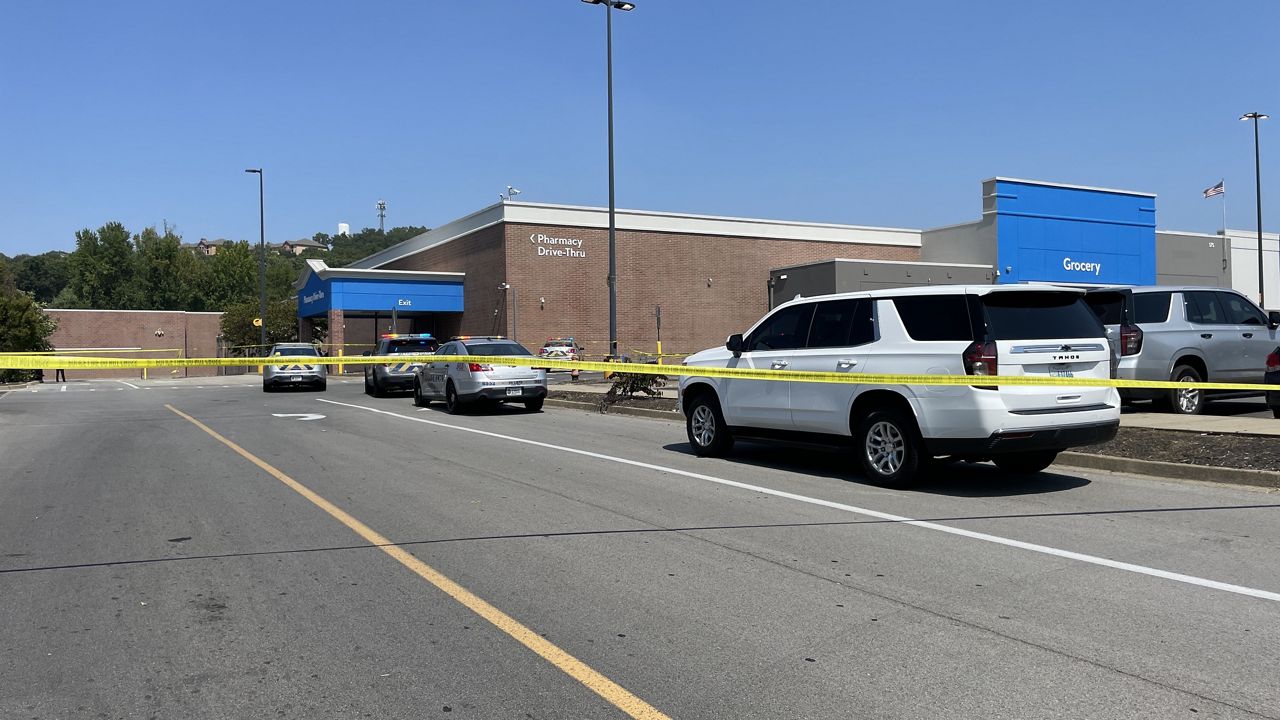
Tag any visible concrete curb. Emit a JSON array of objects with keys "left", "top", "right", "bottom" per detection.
[
  {"left": 544, "top": 398, "right": 682, "bottom": 422},
  {"left": 1056, "top": 451, "right": 1280, "bottom": 489}
]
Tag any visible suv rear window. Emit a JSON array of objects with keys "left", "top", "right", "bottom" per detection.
[
  {"left": 465, "top": 342, "right": 532, "bottom": 356},
  {"left": 892, "top": 295, "right": 973, "bottom": 342},
  {"left": 387, "top": 339, "right": 438, "bottom": 353},
  {"left": 272, "top": 346, "right": 318, "bottom": 356},
  {"left": 1130, "top": 293, "right": 1171, "bottom": 324},
  {"left": 982, "top": 292, "right": 1103, "bottom": 340},
  {"left": 1083, "top": 292, "right": 1126, "bottom": 325}
]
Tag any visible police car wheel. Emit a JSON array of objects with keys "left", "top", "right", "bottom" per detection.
[
  {"left": 372, "top": 374, "right": 387, "bottom": 398},
  {"left": 413, "top": 378, "right": 430, "bottom": 407},
  {"left": 445, "top": 382, "right": 462, "bottom": 414},
  {"left": 363, "top": 373, "right": 372, "bottom": 395},
  {"left": 524, "top": 398, "right": 544, "bottom": 412}
]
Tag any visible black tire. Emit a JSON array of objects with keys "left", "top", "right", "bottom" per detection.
[
  {"left": 445, "top": 381, "right": 462, "bottom": 414},
  {"left": 1166, "top": 364, "right": 1204, "bottom": 415},
  {"left": 854, "top": 408, "right": 924, "bottom": 489},
  {"left": 363, "top": 372, "right": 373, "bottom": 395},
  {"left": 372, "top": 373, "right": 387, "bottom": 398},
  {"left": 993, "top": 450, "right": 1059, "bottom": 475},
  {"left": 1271, "top": 407, "right": 1280, "bottom": 419},
  {"left": 524, "top": 397, "right": 544, "bottom": 412},
  {"left": 413, "top": 378, "right": 430, "bottom": 407},
  {"left": 316, "top": 381, "right": 327, "bottom": 392},
  {"left": 262, "top": 381, "right": 273, "bottom": 393},
  {"left": 685, "top": 393, "right": 734, "bottom": 457}
]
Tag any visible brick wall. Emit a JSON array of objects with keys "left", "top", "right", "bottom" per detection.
[
  {"left": 44, "top": 309, "right": 224, "bottom": 379},
  {"left": 380, "top": 224, "right": 507, "bottom": 339},
  {"left": 500, "top": 223, "right": 920, "bottom": 358}
]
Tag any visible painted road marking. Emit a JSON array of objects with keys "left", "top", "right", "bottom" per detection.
[
  {"left": 59, "top": 384, "right": 66, "bottom": 392},
  {"left": 271, "top": 413, "right": 326, "bottom": 421},
  {"left": 119, "top": 380, "right": 140, "bottom": 389},
  {"left": 318, "top": 398, "right": 1280, "bottom": 604},
  {"left": 165, "top": 404, "right": 669, "bottom": 720}
]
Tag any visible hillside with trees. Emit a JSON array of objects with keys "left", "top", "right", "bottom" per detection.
[{"left": 0, "top": 223, "right": 427, "bottom": 314}]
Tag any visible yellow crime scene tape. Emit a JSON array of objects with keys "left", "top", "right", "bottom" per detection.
[{"left": 1, "top": 352, "right": 1276, "bottom": 393}]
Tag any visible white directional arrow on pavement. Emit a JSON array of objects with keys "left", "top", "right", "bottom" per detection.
[{"left": 271, "top": 413, "right": 326, "bottom": 421}]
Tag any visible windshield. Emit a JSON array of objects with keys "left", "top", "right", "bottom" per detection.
[
  {"left": 982, "top": 292, "right": 1104, "bottom": 340},
  {"left": 387, "top": 340, "right": 437, "bottom": 354},
  {"left": 466, "top": 342, "right": 532, "bottom": 356}
]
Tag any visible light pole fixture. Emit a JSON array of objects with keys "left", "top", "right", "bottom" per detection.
[
  {"left": 244, "top": 168, "right": 267, "bottom": 347},
  {"left": 581, "top": 0, "right": 634, "bottom": 359},
  {"left": 1242, "top": 112, "right": 1269, "bottom": 307}
]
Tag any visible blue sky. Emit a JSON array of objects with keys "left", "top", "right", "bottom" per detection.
[{"left": 1, "top": 0, "right": 1276, "bottom": 256}]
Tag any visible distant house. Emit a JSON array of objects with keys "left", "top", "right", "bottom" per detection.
[
  {"left": 279, "top": 238, "right": 327, "bottom": 255},
  {"left": 192, "top": 238, "right": 232, "bottom": 256}
]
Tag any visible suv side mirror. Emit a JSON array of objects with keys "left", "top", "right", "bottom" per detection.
[
  {"left": 362, "top": 350, "right": 372, "bottom": 356},
  {"left": 726, "top": 333, "right": 744, "bottom": 357},
  {"left": 1269, "top": 311, "right": 1280, "bottom": 329}
]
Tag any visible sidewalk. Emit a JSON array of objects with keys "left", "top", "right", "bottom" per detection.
[{"left": 1121, "top": 412, "right": 1280, "bottom": 437}]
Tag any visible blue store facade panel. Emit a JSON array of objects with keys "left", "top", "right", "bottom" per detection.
[
  {"left": 989, "top": 178, "right": 1156, "bottom": 285},
  {"left": 296, "top": 260, "right": 465, "bottom": 318}
]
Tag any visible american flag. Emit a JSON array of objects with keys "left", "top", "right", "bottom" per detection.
[{"left": 1203, "top": 180, "right": 1225, "bottom": 198}]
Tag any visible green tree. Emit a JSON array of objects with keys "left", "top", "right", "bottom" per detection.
[
  {"left": 219, "top": 297, "right": 300, "bottom": 349},
  {"left": 12, "top": 251, "right": 71, "bottom": 303},
  {"left": 66, "top": 221, "right": 137, "bottom": 309},
  {"left": 199, "top": 241, "right": 257, "bottom": 310},
  {"left": 0, "top": 265, "right": 58, "bottom": 382},
  {"left": 132, "top": 227, "right": 200, "bottom": 310}
]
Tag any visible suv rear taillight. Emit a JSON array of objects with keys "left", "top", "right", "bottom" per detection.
[
  {"left": 1120, "top": 324, "right": 1143, "bottom": 356},
  {"left": 468, "top": 363, "right": 492, "bottom": 372},
  {"left": 963, "top": 341, "right": 998, "bottom": 376},
  {"left": 1267, "top": 350, "right": 1280, "bottom": 373}
]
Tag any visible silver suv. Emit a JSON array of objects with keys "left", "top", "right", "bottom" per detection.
[{"left": 1117, "top": 287, "right": 1280, "bottom": 414}]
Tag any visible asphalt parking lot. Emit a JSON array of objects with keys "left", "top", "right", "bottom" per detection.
[{"left": 3, "top": 376, "right": 1279, "bottom": 719}]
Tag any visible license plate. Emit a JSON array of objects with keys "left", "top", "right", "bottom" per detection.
[
  {"left": 1049, "top": 364, "right": 1073, "bottom": 378},
  {"left": 290, "top": 376, "right": 302, "bottom": 382},
  {"left": 505, "top": 387, "right": 523, "bottom": 396}
]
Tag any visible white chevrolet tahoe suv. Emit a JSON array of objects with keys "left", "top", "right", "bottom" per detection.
[{"left": 678, "top": 286, "right": 1121, "bottom": 488}]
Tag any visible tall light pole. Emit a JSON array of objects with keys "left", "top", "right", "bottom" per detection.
[
  {"left": 582, "top": 0, "right": 634, "bottom": 359},
  {"left": 245, "top": 168, "right": 267, "bottom": 347},
  {"left": 1242, "top": 112, "right": 1269, "bottom": 307}
]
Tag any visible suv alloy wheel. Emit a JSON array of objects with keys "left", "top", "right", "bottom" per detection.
[
  {"left": 1168, "top": 364, "right": 1204, "bottom": 415},
  {"left": 685, "top": 394, "right": 734, "bottom": 457},
  {"left": 855, "top": 408, "right": 923, "bottom": 489},
  {"left": 413, "top": 377, "right": 430, "bottom": 407}
]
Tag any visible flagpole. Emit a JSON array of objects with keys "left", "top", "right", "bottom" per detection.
[{"left": 1222, "top": 179, "right": 1229, "bottom": 274}]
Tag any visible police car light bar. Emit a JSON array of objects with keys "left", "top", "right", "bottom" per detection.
[{"left": 381, "top": 333, "right": 435, "bottom": 339}]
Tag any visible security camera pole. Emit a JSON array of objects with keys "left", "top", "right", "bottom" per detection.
[
  {"left": 581, "top": 0, "right": 635, "bottom": 359},
  {"left": 245, "top": 168, "right": 267, "bottom": 348}
]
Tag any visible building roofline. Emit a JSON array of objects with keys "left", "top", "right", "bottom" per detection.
[
  {"left": 984, "top": 176, "right": 1157, "bottom": 198},
  {"left": 351, "top": 200, "right": 922, "bottom": 269},
  {"left": 294, "top": 259, "right": 466, "bottom": 291}
]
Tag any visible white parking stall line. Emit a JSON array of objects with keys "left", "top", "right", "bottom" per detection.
[
  {"left": 119, "top": 380, "right": 140, "bottom": 389},
  {"left": 317, "top": 397, "right": 1280, "bottom": 604},
  {"left": 60, "top": 384, "right": 67, "bottom": 392}
]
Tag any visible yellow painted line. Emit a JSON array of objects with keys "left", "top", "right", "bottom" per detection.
[{"left": 164, "top": 403, "right": 670, "bottom": 720}]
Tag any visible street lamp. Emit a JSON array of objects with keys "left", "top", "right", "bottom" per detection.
[
  {"left": 244, "top": 168, "right": 267, "bottom": 347},
  {"left": 1241, "top": 112, "right": 1269, "bottom": 307},
  {"left": 499, "top": 282, "right": 516, "bottom": 343},
  {"left": 581, "top": 0, "right": 634, "bottom": 359}
]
